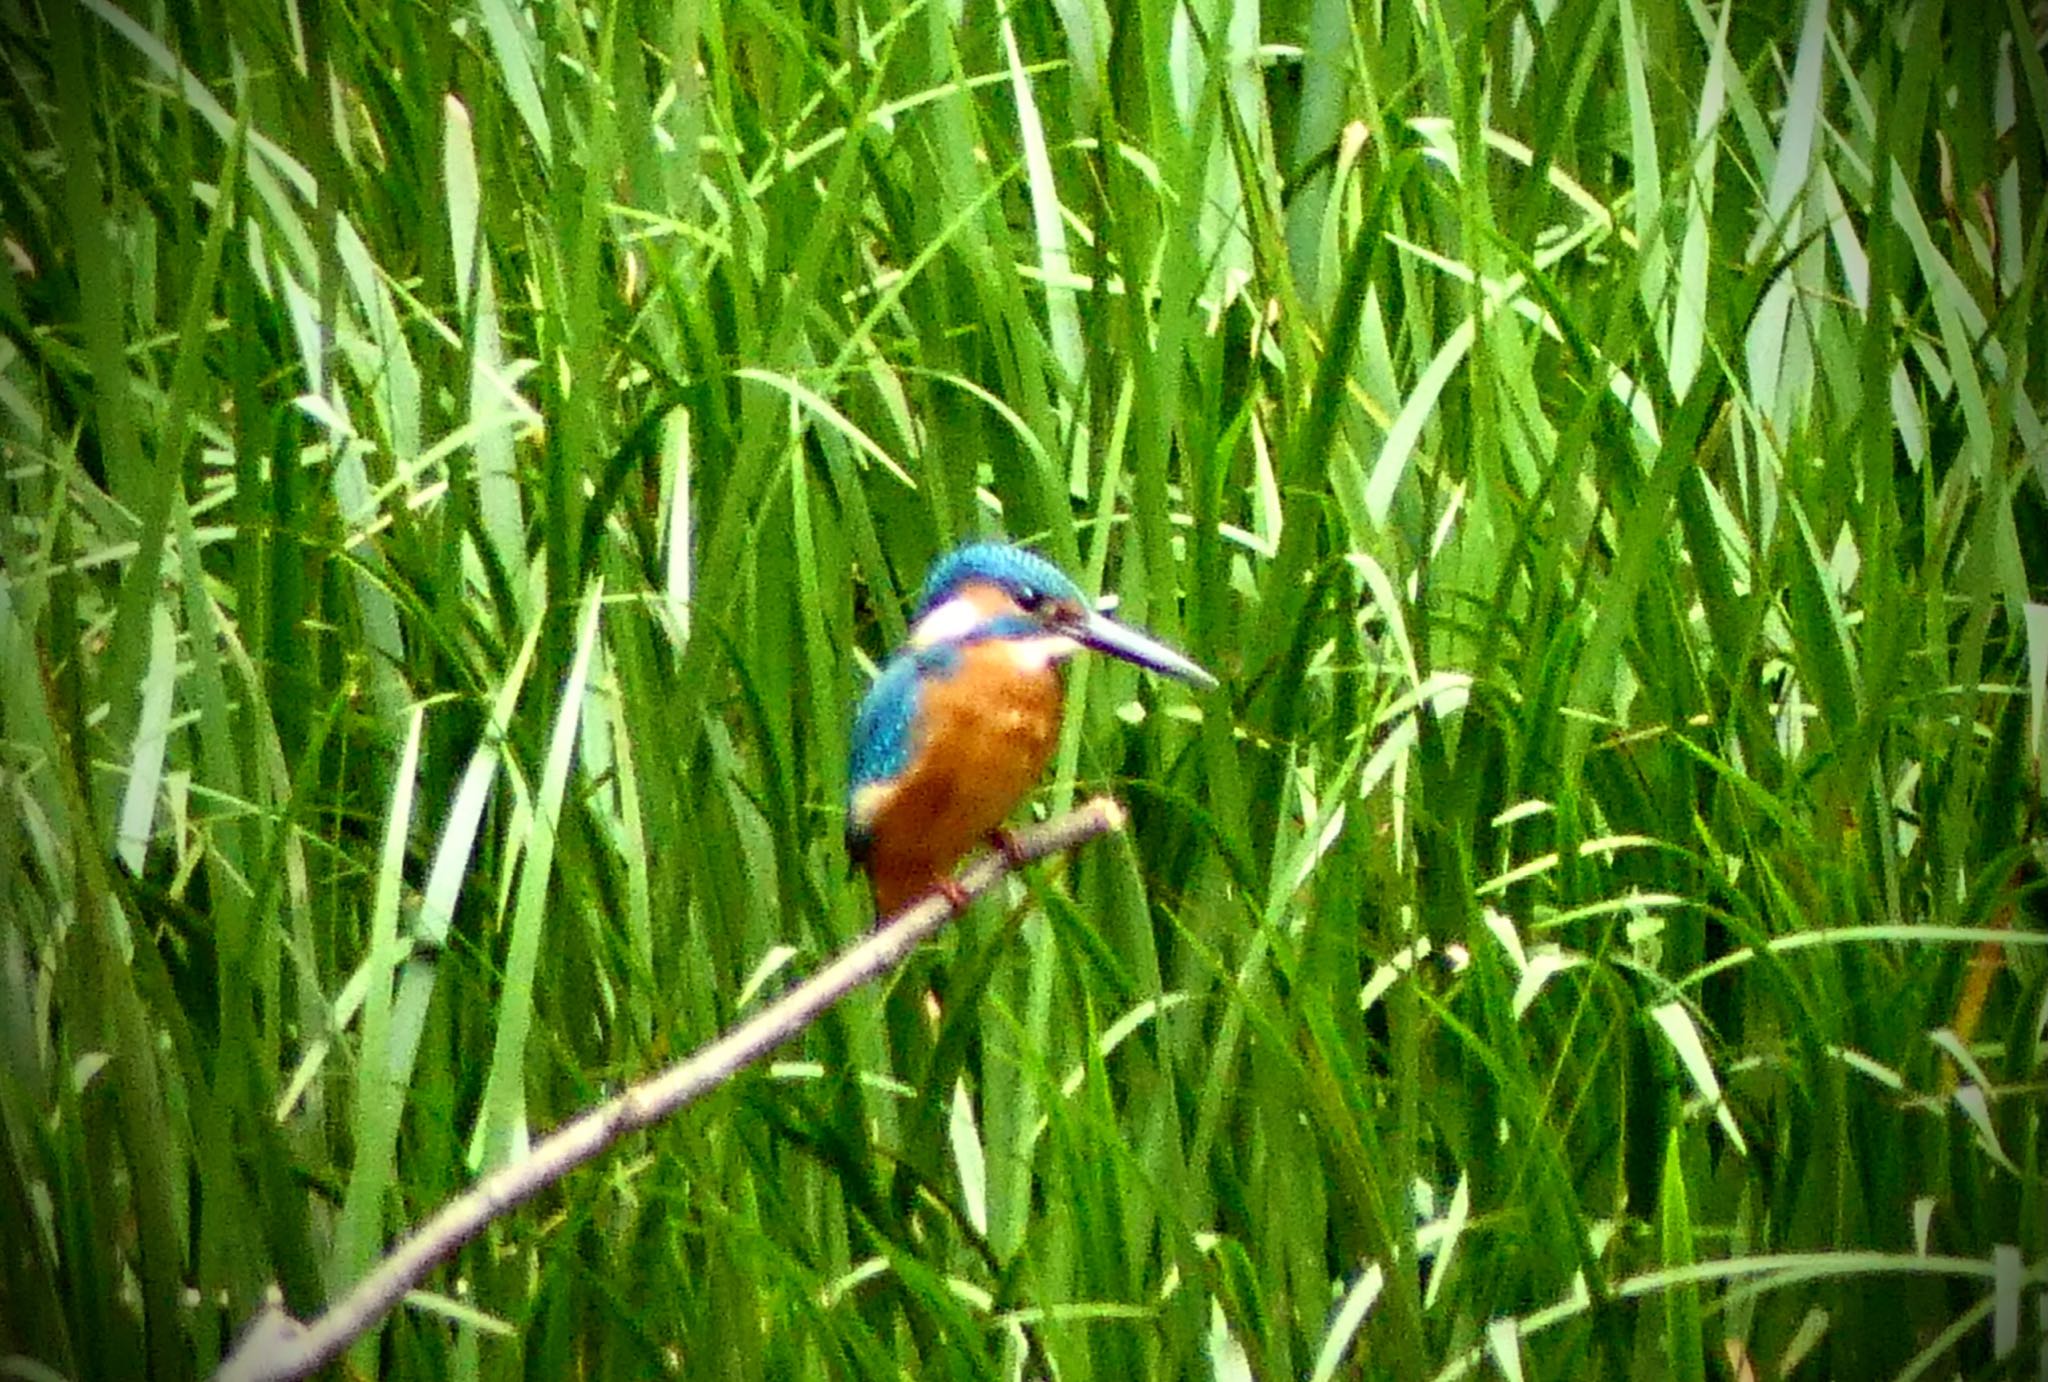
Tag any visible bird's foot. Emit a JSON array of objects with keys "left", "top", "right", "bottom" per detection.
[
  {"left": 935, "top": 876, "right": 972, "bottom": 912},
  {"left": 985, "top": 826, "right": 1028, "bottom": 870}
]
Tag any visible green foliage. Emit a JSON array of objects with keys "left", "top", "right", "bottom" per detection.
[{"left": 2, "top": 0, "right": 2044, "bottom": 1377}]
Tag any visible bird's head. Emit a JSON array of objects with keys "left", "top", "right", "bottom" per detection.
[{"left": 908, "top": 541, "right": 1217, "bottom": 688}]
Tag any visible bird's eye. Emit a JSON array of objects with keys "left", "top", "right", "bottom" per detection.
[{"left": 1014, "top": 587, "right": 1047, "bottom": 612}]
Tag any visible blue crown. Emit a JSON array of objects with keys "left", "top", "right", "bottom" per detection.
[{"left": 913, "top": 541, "right": 1084, "bottom": 618}]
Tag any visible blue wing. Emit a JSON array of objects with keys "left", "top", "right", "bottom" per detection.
[
  {"left": 849, "top": 652, "right": 921, "bottom": 792},
  {"left": 846, "top": 644, "right": 959, "bottom": 859}
]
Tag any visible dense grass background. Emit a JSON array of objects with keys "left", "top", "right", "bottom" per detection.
[{"left": 3, "top": 0, "right": 2045, "bottom": 1376}]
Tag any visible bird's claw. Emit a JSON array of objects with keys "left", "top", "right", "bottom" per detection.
[{"left": 986, "top": 826, "right": 1027, "bottom": 870}]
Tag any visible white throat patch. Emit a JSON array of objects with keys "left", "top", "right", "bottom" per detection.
[{"left": 1001, "top": 634, "right": 1082, "bottom": 672}]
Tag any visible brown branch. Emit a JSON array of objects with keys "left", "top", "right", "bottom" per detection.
[{"left": 214, "top": 797, "right": 1128, "bottom": 1382}]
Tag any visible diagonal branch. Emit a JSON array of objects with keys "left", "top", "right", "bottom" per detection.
[{"left": 214, "top": 797, "right": 1128, "bottom": 1382}]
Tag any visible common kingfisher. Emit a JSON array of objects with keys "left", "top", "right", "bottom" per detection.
[{"left": 847, "top": 542, "right": 1217, "bottom": 919}]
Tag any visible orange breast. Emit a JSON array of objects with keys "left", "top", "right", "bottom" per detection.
[{"left": 862, "top": 643, "right": 1066, "bottom": 916}]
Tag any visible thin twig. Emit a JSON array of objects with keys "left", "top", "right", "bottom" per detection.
[{"left": 214, "top": 797, "right": 1128, "bottom": 1382}]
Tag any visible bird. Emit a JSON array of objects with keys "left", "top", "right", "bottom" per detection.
[{"left": 846, "top": 541, "right": 1217, "bottom": 920}]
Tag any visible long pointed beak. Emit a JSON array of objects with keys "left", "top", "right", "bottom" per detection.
[{"left": 1071, "top": 611, "right": 1219, "bottom": 689}]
